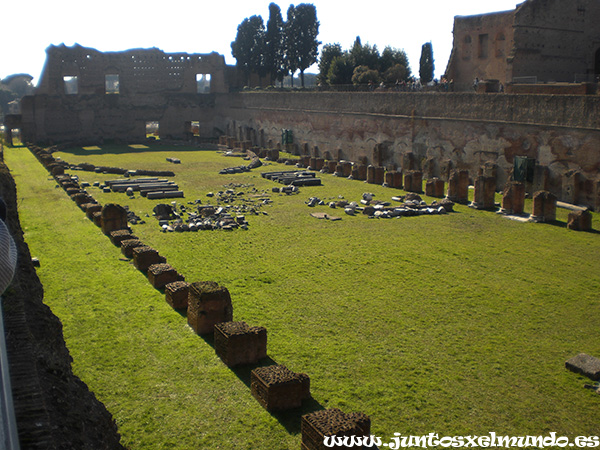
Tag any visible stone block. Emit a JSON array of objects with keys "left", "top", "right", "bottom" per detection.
[
  {"left": 84, "top": 203, "right": 103, "bottom": 220},
  {"left": 132, "top": 246, "right": 164, "bottom": 271},
  {"left": 187, "top": 281, "right": 233, "bottom": 335},
  {"left": 447, "top": 170, "right": 470, "bottom": 204},
  {"left": 251, "top": 365, "right": 310, "bottom": 411},
  {"left": 165, "top": 281, "right": 190, "bottom": 309},
  {"left": 531, "top": 191, "right": 557, "bottom": 222},
  {"left": 147, "top": 263, "right": 182, "bottom": 289},
  {"left": 301, "top": 408, "right": 371, "bottom": 450},
  {"left": 425, "top": 178, "right": 445, "bottom": 198},
  {"left": 501, "top": 182, "right": 525, "bottom": 215},
  {"left": 385, "top": 170, "right": 403, "bottom": 189},
  {"left": 109, "top": 229, "right": 136, "bottom": 246},
  {"left": 214, "top": 321, "right": 267, "bottom": 367},
  {"left": 314, "top": 158, "right": 325, "bottom": 171},
  {"left": 72, "top": 192, "right": 94, "bottom": 207},
  {"left": 567, "top": 209, "right": 592, "bottom": 231},
  {"left": 566, "top": 353, "right": 600, "bottom": 380},
  {"left": 341, "top": 161, "right": 353, "bottom": 178},
  {"left": 355, "top": 164, "right": 367, "bottom": 181},
  {"left": 471, "top": 175, "right": 496, "bottom": 210},
  {"left": 93, "top": 211, "right": 103, "bottom": 227},
  {"left": 120, "top": 239, "right": 145, "bottom": 258},
  {"left": 404, "top": 171, "right": 423, "bottom": 193},
  {"left": 100, "top": 203, "right": 128, "bottom": 235},
  {"left": 327, "top": 160, "right": 338, "bottom": 173}
]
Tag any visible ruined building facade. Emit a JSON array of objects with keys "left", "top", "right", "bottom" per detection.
[
  {"left": 445, "top": 0, "right": 600, "bottom": 89},
  {"left": 18, "top": 44, "right": 235, "bottom": 144}
]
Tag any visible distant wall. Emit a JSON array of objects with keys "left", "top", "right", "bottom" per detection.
[{"left": 218, "top": 91, "right": 600, "bottom": 207}]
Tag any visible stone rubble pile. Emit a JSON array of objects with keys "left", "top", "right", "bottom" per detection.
[
  {"left": 306, "top": 192, "right": 454, "bottom": 218},
  {"left": 153, "top": 184, "right": 272, "bottom": 232},
  {"left": 262, "top": 170, "right": 322, "bottom": 186}
]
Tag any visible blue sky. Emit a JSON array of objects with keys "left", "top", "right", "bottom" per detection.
[{"left": 1, "top": 0, "right": 522, "bottom": 84}]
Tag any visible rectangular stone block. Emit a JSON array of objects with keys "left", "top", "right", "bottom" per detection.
[
  {"left": 447, "top": 170, "right": 469, "bottom": 204},
  {"left": 567, "top": 209, "right": 593, "bottom": 231},
  {"left": 251, "top": 365, "right": 310, "bottom": 411},
  {"left": 566, "top": 353, "right": 600, "bottom": 380},
  {"left": 132, "top": 246, "right": 163, "bottom": 271},
  {"left": 100, "top": 203, "right": 129, "bottom": 235},
  {"left": 425, "top": 178, "right": 444, "bottom": 198},
  {"left": 109, "top": 229, "right": 136, "bottom": 246},
  {"left": 471, "top": 175, "right": 496, "bottom": 210},
  {"left": 301, "top": 408, "right": 371, "bottom": 450},
  {"left": 187, "top": 281, "right": 233, "bottom": 335},
  {"left": 501, "top": 181, "right": 526, "bottom": 215},
  {"left": 120, "top": 239, "right": 144, "bottom": 258},
  {"left": 531, "top": 190, "right": 557, "bottom": 222},
  {"left": 214, "top": 321, "right": 267, "bottom": 367},
  {"left": 404, "top": 170, "right": 423, "bottom": 193},
  {"left": 165, "top": 281, "right": 190, "bottom": 309},
  {"left": 147, "top": 263, "right": 182, "bottom": 289}
]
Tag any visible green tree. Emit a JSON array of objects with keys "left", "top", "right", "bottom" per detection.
[
  {"left": 419, "top": 42, "right": 434, "bottom": 84},
  {"left": 318, "top": 43, "right": 343, "bottom": 85},
  {"left": 286, "top": 3, "right": 320, "bottom": 87},
  {"left": 265, "top": 3, "right": 286, "bottom": 86},
  {"left": 380, "top": 46, "right": 410, "bottom": 75},
  {"left": 350, "top": 36, "right": 380, "bottom": 70},
  {"left": 352, "top": 65, "right": 381, "bottom": 86},
  {"left": 326, "top": 55, "right": 354, "bottom": 85},
  {"left": 231, "top": 15, "right": 266, "bottom": 86}
]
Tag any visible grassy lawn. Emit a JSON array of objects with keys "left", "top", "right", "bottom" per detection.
[{"left": 5, "top": 143, "right": 600, "bottom": 449}]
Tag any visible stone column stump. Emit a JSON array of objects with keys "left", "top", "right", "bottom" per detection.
[
  {"left": 327, "top": 160, "right": 338, "bottom": 173},
  {"left": 120, "top": 239, "right": 145, "bottom": 258},
  {"left": 470, "top": 175, "right": 496, "bottom": 210},
  {"left": 100, "top": 203, "right": 128, "bottom": 235},
  {"left": 314, "top": 158, "right": 325, "bottom": 171},
  {"left": 531, "top": 191, "right": 557, "bottom": 222},
  {"left": 165, "top": 281, "right": 190, "bottom": 309},
  {"left": 404, "top": 171, "right": 423, "bottom": 193},
  {"left": 251, "top": 365, "right": 310, "bottom": 411},
  {"left": 84, "top": 203, "right": 103, "bottom": 220},
  {"left": 132, "top": 246, "right": 165, "bottom": 271},
  {"left": 301, "top": 408, "right": 371, "bottom": 450},
  {"left": 93, "top": 211, "right": 103, "bottom": 227},
  {"left": 425, "top": 178, "right": 445, "bottom": 198},
  {"left": 147, "top": 263, "right": 182, "bottom": 289},
  {"left": 355, "top": 164, "right": 367, "bottom": 181},
  {"left": 447, "top": 170, "right": 470, "bottom": 204},
  {"left": 187, "top": 281, "right": 233, "bottom": 335},
  {"left": 385, "top": 170, "right": 403, "bottom": 189},
  {"left": 214, "top": 321, "right": 267, "bottom": 367},
  {"left": 567, "top": 209, "right": 592, "bottom": 231},
  {"left": 500, "top": 182, "right": 525, "bottom": 215}
]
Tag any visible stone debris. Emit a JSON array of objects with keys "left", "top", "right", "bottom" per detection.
[
  {"left": 307, "top": 195, "right": 454, "bottom": 219},
  {"left": 154, "top": 184, "right": 271, "bottom": 232},
  {"left": 262, "top": 170, "right": 322, "bottom": 186}
]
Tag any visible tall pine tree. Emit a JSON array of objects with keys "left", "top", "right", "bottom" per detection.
[{"left": 419, "top": 42, "right": 434, "bottom": 84}]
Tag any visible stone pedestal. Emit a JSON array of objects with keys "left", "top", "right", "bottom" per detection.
[
  {"left": 84, "top": 203, "right": 103, "bottom": 220},
  {"left": 567, "top": 209, "right": 592, "bottom": 231},
  {"left": 404, "top": 171, "right": 423, "bottom": 193},
  {"left": 562, "top": 171, "right": 582, "bottom": 205},
  {"left": 531, "top": 191, "right": 557, "bottom": 222},
  {"left": 100, "top": 203, "right": 128, "bottom": 235},
  {"left": 470, "top": 175, "right": 496, "bottom": 210},
  {"left": 341, "top": 161, "right": 353, "bottom": 178},
  {"left": 447, "top": 170, "right": 470, "bottom": 204},
  {"left": 187, "top": 281, "right": 233, "bottom": 335},
  {"left": 425, "top": 178, "right": 445, "bottom": 198},
  {"left": 314, "top": 158, "right": 325, "bottom": 171},
  {"left": 165, "top": 281, "right": 190, "bottom": 309},
  {"left": 500, "top": 182, "right": 525, "bottom": 215},
  {"left": 251, "top": 365, "right": 310, "bottom": 411},
  {"left": 214, "top": 321, "right": 267, "bottom": 367},
  {"left": 301, "top": 408, "right": 371, "bottom": 450},
  {"left": 327, "top": 160, "right": 338, "bottom": 173},
  {"left": 355, "top": 164, "right": 367, "bottom": 181},
  {"left": 132, "top": 246, "right": 164, "bottom": 271},
  {"left": 147, "top": 263, "right": 182, "bottom": 289}
]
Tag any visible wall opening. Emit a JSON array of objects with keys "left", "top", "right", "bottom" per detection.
[
  {"left": 146, "top": 121, "right": 159, "bottom": 140},
  {"left": 478, "top": 34, "right": 489, "bottom": 59},
  {"left": 10, "top": 128, "right": 22, "bottom": 146},
  {"left": 196, "top": 74, "right": 211, "bottom": 93},
  {"left": 105, "top": 74, "right": 120, "bottom": 94},
  {"left": 63, "top": 76, "right": 78, "bottom": 95}
]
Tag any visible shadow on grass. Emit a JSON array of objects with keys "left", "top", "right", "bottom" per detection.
[
  {"left": 546, "top": 220, "right": 600, "bottom": 233},
  {"left": 198, "top": 332, "right": 325, "bottom": 434},
  {"left": 59, "top": 143, "right": 215, "bottom": 156}
]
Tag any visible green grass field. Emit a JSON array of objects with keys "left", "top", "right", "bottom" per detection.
[{"left": 5, "top": 143, "right": 600, "bottom": 449}]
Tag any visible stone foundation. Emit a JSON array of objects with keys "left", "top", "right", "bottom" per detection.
[
  {"left": 565, "top": 353, "right": 600, "bottom": 380},
  {"left": 501, "top": 182, "right": 525, "bottom": 215},
  {"left": 425, "top": 178, "right": 445, "bottom": 198},
  {"left": 301, "top": 408, "right": 371, "bottom": 450},
  {"left": 531, "top": 191, "right": 557, "bottom": 222},
  {"left": 100, "top": 203, "right": 128, "bottom": 235},
  {"left": 132, "top": 246, "right": 164, "bottom": 271},
  {"left": 471, "top": 175, "right": 497, "bottom": 210},
  {"left": 164, "top": 281, "right": 190, "bottom": 309},
  {"left": 567, "top": 209, "right": 593, "bottom": 231},
  {"left": 187, "top": 281, "right": 233, "bottom": 335},
  {"left": 447, "top": 170, "right": 470, "bottom": 204},
  {"left": 251, "top": 365, "right": 310, "bottom": 411},
  {"left": 214, "top": 321, "right": 267, "bottom": 367},
  {"left": 404, "top": 171, "right": 423, "bottom": 193},
  {"left": 147, "top": 263, "right": 182, "bottom": 289}
]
